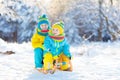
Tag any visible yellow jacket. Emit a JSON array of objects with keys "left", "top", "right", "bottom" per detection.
[{"left": 31, "top": 33, "right": 46, "bottom": 49}]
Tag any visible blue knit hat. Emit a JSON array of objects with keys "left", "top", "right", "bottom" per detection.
[{"left": 37, "top": 14, "right": 50, "bottom": 30}]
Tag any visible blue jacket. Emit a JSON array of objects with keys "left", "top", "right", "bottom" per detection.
[{"left": 43, "top": 36, "right": 71, "bottom": 58}]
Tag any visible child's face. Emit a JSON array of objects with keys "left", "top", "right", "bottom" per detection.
[
  {"left": 52, "top": 28, "right": 60, "bottom": 36},
  {"left": 40, "top": 24, "right": 48, "bottom": 30}
]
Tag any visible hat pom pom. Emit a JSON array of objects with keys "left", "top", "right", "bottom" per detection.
[
  {"left": 42, "top": 14, "right": 47, "bottom": 18},
  {"left": 38, "top": 14, "right": 47, "bottom": 19},
  {"left": 59, "top": 21, "right": 64, "bottom": 28},
  {"left": 59, "top": 21, "right": 64, "bottom": 25}
]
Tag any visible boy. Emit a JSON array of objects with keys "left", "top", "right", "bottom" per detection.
[
  {"left": 43, "top": 21, "right": 73, "bottom": 74},
  {"left": 31, "top": 14, "right": 50, "bottom": 72}
]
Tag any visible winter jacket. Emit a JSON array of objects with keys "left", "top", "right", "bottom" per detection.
[
  {"left": 31, "top": 31, "right": 47, "bottom": 49},
  {"left": 43, "top": 36, "right": 71, "bottom": 59}
]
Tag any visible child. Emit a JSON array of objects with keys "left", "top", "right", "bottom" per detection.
[
  {"left": 43, "top": 21, "right": 73, "bottom": 74},
  {"left": 31, "top": 14, "right": 50, "bottom": 72}
]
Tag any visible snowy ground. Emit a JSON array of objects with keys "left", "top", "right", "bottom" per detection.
[{"left": 0, "top": 39, "right": 120, "bottom": 80}]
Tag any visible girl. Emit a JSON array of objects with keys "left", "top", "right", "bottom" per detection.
[
  {"left": 31, "top": 14, "right": 50, "bottom": 72},
  {"left": 43, "top": 21, "right": 73, "bottom": 74}
]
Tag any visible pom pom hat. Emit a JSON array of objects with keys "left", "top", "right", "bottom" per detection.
[
  {"left": 52, "top": 21, "right": 64, "bottom": 35},
  {"left": 37, "top": 14, "right": 50, "bottom": 30}
]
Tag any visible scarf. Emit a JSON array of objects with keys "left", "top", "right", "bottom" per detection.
[
  {"left": 49, "top": 35, "right": 64, "bottom": 40},
  {"left": 37, "top": 29, "right": 48, "bottom": 36},
  {"left": 48, "top": 30, "right": 65, "bottom": 41}
]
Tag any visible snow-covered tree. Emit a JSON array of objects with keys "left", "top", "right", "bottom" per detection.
[
  {"left": 0, "top": 0, "right": 120, "bottom": 45},
  {"left": 0, "top": 0, "right": 40, "bottom": 43}
]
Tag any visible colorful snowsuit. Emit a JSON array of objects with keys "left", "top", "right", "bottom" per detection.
[
  {"left": 31, "top": 14, "right": 50, "bottom": 68},
  {"left": 43, "top": 35, "right": 72, "bottom": 70},
  {"left": 31, "top": 30, "right": 47, "bottom": 68}
]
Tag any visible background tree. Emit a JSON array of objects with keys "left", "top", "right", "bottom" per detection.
[{"left": 0, "top": 0, "right": 120, "bottom": 44}]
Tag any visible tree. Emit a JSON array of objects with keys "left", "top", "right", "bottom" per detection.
[
  {"left": 98, "top": 0, "right": 103, "bottom": 41},
  {"left": 0, "top": 0, "right": 40, "bottom": 43}
]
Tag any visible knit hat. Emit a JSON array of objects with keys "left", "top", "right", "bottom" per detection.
[
  {"left": 37, "top": 14, "right": 50, "bottom": 30},
  {"left": 52, "top": 21, "right": 64, "bottom": 35},
  {"left": 48, "top": 21, "right": 65, "bottom": 41}
]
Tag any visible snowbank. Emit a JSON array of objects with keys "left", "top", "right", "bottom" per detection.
[{"left": 0, "top": 39, "right": 120, "bottom": 80}]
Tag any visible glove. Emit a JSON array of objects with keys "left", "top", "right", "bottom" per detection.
[
  {"left": 69, "top": 56, "right": 71, "bottom": 60},
  {"left": 69, "top": 55, "right": 73, "bottom": 60}
]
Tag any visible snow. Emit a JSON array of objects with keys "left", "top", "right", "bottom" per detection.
[{"left": 0, "top": 39, "right": 120, "bottom": 80}]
